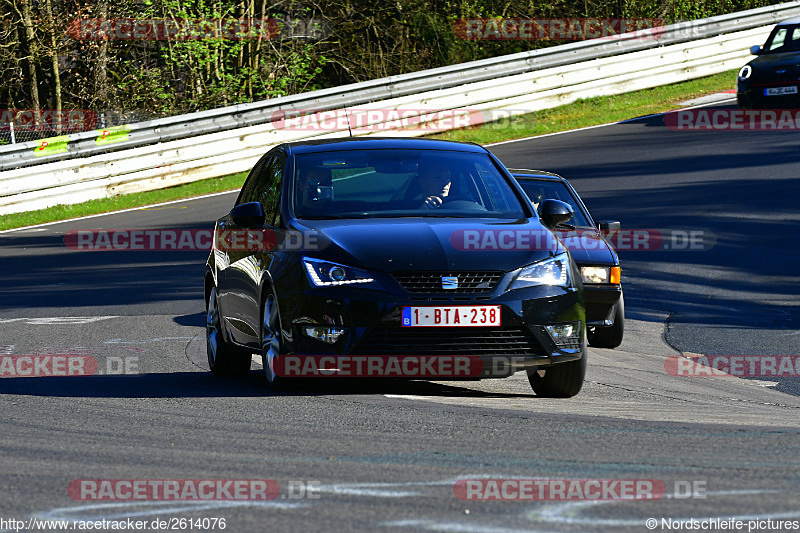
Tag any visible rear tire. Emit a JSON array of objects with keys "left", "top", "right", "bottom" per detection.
[
  {"left": 206, "top": 286, "right": 252, "bottom": 376},
  {"left": 587, "top": 292, "right": 624, "bottom": 349},
  {"left": 527, "top": 335, "right": 587, "bottom": 398}
]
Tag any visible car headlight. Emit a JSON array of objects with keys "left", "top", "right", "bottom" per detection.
[
  {"left": 581, "top": 266, "right": 621, "bottom": 284},
  {"left": 509, "top": 253, "right": 569, "bottom": 290},
  {"left": 738, "top": 65, "right": 752, "bottom": 80},
  {"left": 303, "top": 257, "right": 380, "bottom": 288}
]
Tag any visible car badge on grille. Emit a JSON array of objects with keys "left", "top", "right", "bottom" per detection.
[{"left": 442, "top": 276, "right": 458, "bottom": 290}]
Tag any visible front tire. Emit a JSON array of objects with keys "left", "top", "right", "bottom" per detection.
[
  {"left": 587, "top": 292, "right": 624, "bottom": 349},
  {"left": 206, "top": 286, "right": 252, "bottom": 376},
  {"left": 261, "top": 290, "right": 289, "bottom": 390},
  {"left": 527, "top": 335, "right": 587, "bottom": 398}
]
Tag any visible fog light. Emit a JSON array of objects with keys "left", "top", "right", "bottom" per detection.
[
  {"left": 302, "top": 326, "right": 345, "bottom": 344},
  {"left": 545, "top": 322, "right": 581, "bottom": 348}
]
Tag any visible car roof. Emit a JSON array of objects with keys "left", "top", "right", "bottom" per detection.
[
  {"left": 508, "top": 169, "right": 567, "bottom": 182},
  {"left": 777, "top": 17, "right": 800, "bottom": 25},
  {"left": 283, "top": 136, "right": 486, "bottom": 155}
]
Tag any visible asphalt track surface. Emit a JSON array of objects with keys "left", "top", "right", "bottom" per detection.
[{"left": 1, "top": 99, "right": 799, "bottom": 533}]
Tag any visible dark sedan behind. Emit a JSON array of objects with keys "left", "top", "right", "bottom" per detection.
[
  {"left": 738, "top": 17, "right": 800, "bottom": 109},
  {"left": 511, "top": 170, "right": 624, "bottom": 349}
]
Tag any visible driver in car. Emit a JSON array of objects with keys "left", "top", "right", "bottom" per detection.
[
  {"left": 297, "top": 167, "right": 333, "bottom": 212},
  {"left": 416, "top": 163, "right": 452, "bottom": 209}
]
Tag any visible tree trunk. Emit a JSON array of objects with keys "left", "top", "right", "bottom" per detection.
[
  {"left": 44, "top": 0, "right": 62, "bottom": 132},
  {"left": 94, "top": 0, "right": 109, "bottom": 112},
  {"left": 19, "top": 0, "right": 41, "bottom": 120}
]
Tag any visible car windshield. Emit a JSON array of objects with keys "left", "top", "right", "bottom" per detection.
[
  {"left": 517, "top": 179, "right": 593, "bottom": 228},
  {"left": 293, "top": 149, "right": 526, "bottom": 219},
  {"left": 762, "top": 24, "right": 800, "bottom": 53}
]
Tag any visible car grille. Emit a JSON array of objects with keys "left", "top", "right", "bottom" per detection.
[
  {"left": 392, "top": 271, "right": 503, "bottom": 294},
  {"left": 351, "top": 327, "right": 547, "bottom": 357},
  {"left": 772, "top": 65, "right": 800, "bottom": 82}
]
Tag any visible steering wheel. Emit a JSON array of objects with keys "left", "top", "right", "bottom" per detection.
[{"left": 440, "top": 198, "right": 487, "bottom": 211}]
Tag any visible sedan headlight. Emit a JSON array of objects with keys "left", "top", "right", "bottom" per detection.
[
  {"left": 303, "top": 257, "right": 380, "bottom": 288},
  {"left": 581, "top": 266, "right": 621, "bottom": 284},
  {"left": 509, "top": 253, "right": 569, "bottom": 290}
]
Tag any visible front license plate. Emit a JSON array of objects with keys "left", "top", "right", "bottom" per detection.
[
  {"left": 402, "top": 306, "right": 501, "bottom": 327},
  {"left": 764, "top": 86, "right": 798, "bottom": 96}
]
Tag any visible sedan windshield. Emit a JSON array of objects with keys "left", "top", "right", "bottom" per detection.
[
  {"left": 293, "top": 149, "right": 526, "bottom": 219},
  {"left": 517, "top": 179, "right": 592, "bottom": 228}
]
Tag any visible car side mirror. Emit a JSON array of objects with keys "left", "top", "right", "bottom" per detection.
[
  {"left": 230, "top": 201, "right": 266, "bottom": 227},
  {"left": 750, "top": 45, "right": 762, "bottom": 55},
  {"left": 597, "top": 220, "right": 621, "bottom": 232},
  {"left": 540, "top": 199, "right": 573, "bottom": 229}
]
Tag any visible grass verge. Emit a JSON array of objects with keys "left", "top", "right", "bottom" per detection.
[
  {"left": 0, "top": 172, "right": 247, "bottom": 231},
  {"left": 1, "top": 69, "right": 737, "bottom": 231},
  {"left": 428, "top": 69, "right": 737, "bottom": 144}
]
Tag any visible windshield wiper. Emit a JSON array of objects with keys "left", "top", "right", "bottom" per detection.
[{"left": 300, "top": 213, "right": 371, "bottom": 219}]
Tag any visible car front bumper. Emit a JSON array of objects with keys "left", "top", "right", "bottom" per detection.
[
  {"left": 583, "top": 285, "right": 622, "bottom": 327},
  {"left": 277, "top": 281, "right": 585, "bottom": 377}
]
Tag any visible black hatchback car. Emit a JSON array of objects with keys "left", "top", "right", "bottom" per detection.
[
  {"left": 205, "top": 138, "right": 587, "bottom": 397},
  {"left": 511, "top": 170, "right": 624, "bottom": 349},
  {"left": 738, "top": 17, "right": 800, "bottom": 109}
]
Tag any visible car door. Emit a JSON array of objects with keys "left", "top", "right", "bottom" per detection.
[
  {"left": 215, "top": 153, "right": 266, "bottom": 320},
  {"left": 222, "top": 151, "right": 284, "bottom": 347}
]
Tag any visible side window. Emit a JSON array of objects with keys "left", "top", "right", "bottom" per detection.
[
  {"left": 791, "top": 27, "right": 800, "bottom": 50},
  {"left": 253, "top": 155, "right": 283, "bottom": 227},
  {"left": 236, "top": 156, "right": 268, "bottom": 206},
  {"left": 768, "top": 28, "right": 787, "bottom": 51}
]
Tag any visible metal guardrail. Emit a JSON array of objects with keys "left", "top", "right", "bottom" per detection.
[
  {"left": 2, "top": 1, "right": 799, "bottom": 172},
  {"left": 1, "top": 3, "right": 799, "bottom": 215}
]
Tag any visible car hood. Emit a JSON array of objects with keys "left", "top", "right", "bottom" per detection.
[
  {"left": 293, "top": 218, "right": 563, "bottom": 272},
  {"left": 749, "top": 52, "right": 800, "bottom": 73},
  {"left": 553, "top": 228, "right": 616, "bottom": 265}
]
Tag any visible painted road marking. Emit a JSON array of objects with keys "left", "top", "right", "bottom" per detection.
[
  {"left": 0, "top": 316, "right": 118, "bottom": 325},
  {"left": 105, "top": 337, "right": 193, "bottom": 344},
  {"left": 385, "top": 519, "right": 561, "bottom": 533}
]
